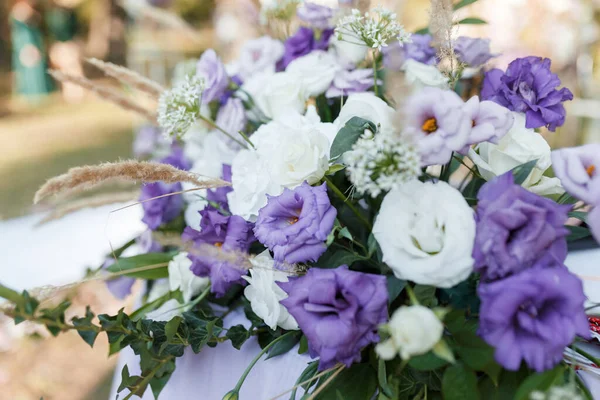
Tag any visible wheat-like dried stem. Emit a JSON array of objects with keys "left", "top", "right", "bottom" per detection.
[
  {"left": 34, "top": 160, "right": 231, "bottom": 204},
  {"left": 48, "top": 70, "right": 158, "bottom": 123},
  {"left": 429, "top": 0, "right": 462, "bottom": 84},
  {"left": 36, "top": 190, "right": 141, "bottom": 226},
  {"left": 86, "top": 58, "right": 164, "bottom": 98}
]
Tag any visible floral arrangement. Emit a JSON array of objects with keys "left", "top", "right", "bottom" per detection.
[{"left": 2, "top": 1, "right": 600, "bottom": 399}]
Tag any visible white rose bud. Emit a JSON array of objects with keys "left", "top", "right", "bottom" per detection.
[
  {"left": 168, "top": 252, "right": 209, "bottom": 302},
  {"left": 286, "top": 50, "right": 341, "bottom": 98},
  {"left": 243, "top": 251, "right": 299, "bottom": 331},
  {"left": 334, "top": 92, "right": 396, "bottom": 134},
  {"left": 244, "top": 71, "right": 306, "bottom": 120},
  {"left": 373, "top": 180, "right": 475, "bottom": 288},
  {"left": 402, "top": 59, "right": 449, "bottom": 92},
  {"left": 376, "top": 305, "right": 444, "bottom": 360}
]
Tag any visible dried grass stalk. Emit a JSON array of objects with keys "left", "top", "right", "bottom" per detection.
[
  {"left": 37, "top": 190, "right": 141, "bottom": 226},
  {"left": 86, "top": 58, "right": 165, "bottom": 98},
  {"left": 34, "top": 160, "right": 231, "bottom": 204},
  {"left": 129, "top": 2, "right": 202, "bottom": 41},
  {"left": 48, "top": 70, "right": 157, "bottom": 123},
  {"left": 429, "top": 0, "right": 462, "bottom": 83}
]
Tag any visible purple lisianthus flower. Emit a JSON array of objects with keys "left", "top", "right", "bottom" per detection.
[
  {"left": 454, "top": 36, "right": 497, "bottom": 68},
  {"left": 326, "top": 68, "right": 375, "bottom": 98},
  {"left": 481, "top": 56, "right": 573, "bottom": 131},
  {"left": 279, "top": 266, "right": 388, "bottom": 370},
  {"left": 277, "top": 27, "right": 334, "bottom": 70},
  {"left": 588, "top": 207, "right": 600, "bottom": 243},
  {"left": 215, "top": 97, "right": 247, "bottom": 147},
  {"left": 459, "top": 96, "right": 514, "bottom": 153},
  {"left": 478, "top": 266, "right": 589, "bottom": 372},
  {"left": 297, "top": 2, "right": 333, "bottom": 30},
  {"left": 551, "top": 144, "right": 600, "bottom": 205},
  {"left": 137, "top": 229, "right": 163, "bottom": 254},
  {"left": 140, "top": 147, "right": 190, "bottom": 230},
  {"left": 133, "top": 125, "right": 169, "bottom": 158},
  {"left": 254, "top": 182, "right": 336, "bottom": 266},
  {"left": 237, "top": 36, "right": 285, "bottom": 80},
  {"left": 405, "top": 87, "right": 472, "bottom": 166},
  {"left": 103, "top": 258, "right": 135, "bottom": 300},
  {"left": 197, "top": 49, "right": 229, "bottom": 103},
  {"left": 473, "top": 172, "right": 570, "bottom": 281},
  {"left": 382, "top": 34, "right": 436, "bottom": 70},
  {"left": 182, "top": 208, "right": 255, "bottom": 296},
  {"left": 206, "top": 164, "right": 233, "bottom": 210}
]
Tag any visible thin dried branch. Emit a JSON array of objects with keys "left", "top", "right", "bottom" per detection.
[
  {"left": 48, "top": 70, "right": 158, "bottom": 123},
  {"left": 86, "top": 58, "right": 165, "bottom": 98},
  {"left": 34, "top": 160, "right": 231, "bottom": 204},
  {"left": 36, "top": 190, "right": 141, "bottom": 226}
]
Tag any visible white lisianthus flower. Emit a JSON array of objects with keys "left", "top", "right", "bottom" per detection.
[
  {"left": 235, "top": 36, "right": 285, "bottom": 80},
  {"left": 373, "top": 180, "right": 475, "bottom": 288},
  {"left": 243, "top": 251, "right": 299, "bottom": 331},
  {"left": 286, "top": 50, "right": 341, "bottom": 97},
  {"left": 243, "top": 71, "right": 306, "bottom": 120},
  {"left": 402, "top": 59, "right": 449, "bottom": 91},
  {"left": 252, "top": 114, "right": 331, "bottom": 187},
  {"left": 468, "top": 113, "right": 563, "bottom": 195},
  {"left": 334, "top": 92, "right": 396, "bottom": 133},
  {"left": 376, "top": 305, "right": 444, "bottom": 360},
  {"left": 168, "top": 252, "right": 209, "bottom": 302},
  {"left": 227, "top": 149, "right": 284, "bottom": 221},
  {"left": 184, "top": 198, "right": 206, "bottom": 230},
  {"left": 145, "top": 280, "right": 181, "bottom": 322}
]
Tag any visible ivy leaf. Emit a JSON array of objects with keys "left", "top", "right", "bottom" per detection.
[
  {"left": 267, "top": 331, "right": 302, "bottom": 359},
  {"left": 442, "top": 364, "right": 480, "bottom": 400},
  {"left": 330, "top": 117, "right": 377, "bottom": 160},
  {"left": 39, "top": 300, "right": 71, "bottom": 336},
  {"left": 106, "top": 252, "right": 176, "bottom": 279},
  {"left": 457, "top": 17, "right": 487, "bottom": 25},
  {"left": 164, "top": 316, "right": 183, "bottom": 342},
  {"left": 72, "top": 306, "right": 99, "bottom": 347},
  {"left": 314, "top": 363, "right": 378, "bottom": 400},
  {"left": 117, "top": 365, "right": 141, "bottom": 393},
  {"left": 226, "top": 325, "right": 251, "bottom": 350},
  {"left": 514, "top": 366, "right": 563, "bottom": 400},
  {"left": 453, "top": 0, "right": 478, "bottom": 10},
  {"left": 184, "top": 311, "right": 223, "bottom": 353},
  {"left": 512, "top": 160, "right": 538, "bottom": 186},
  {"left": 149, "top": 359, "right": 176, "bottom": 399}
]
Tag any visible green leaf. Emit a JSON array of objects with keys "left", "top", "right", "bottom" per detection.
[
  {"left": 514, "top": 366, "right": 563, "bottom": 400},
  {"left": 386, "top": 276, "right": 406, "bottom": 304},
  {"left": 567, "top": 225, "right": 592, "bottom": 242},
  {"left": 149, "top": 359, "right": 176, "bottom": 399},
  {"left": 117, "top": 365, "right": 141, "bottom": 393},
  {"left": 314, "top": 364, "right": 378, "bottom": 400},
  {"left": 432, "top": 339, "right": 455, "bottom": 364},
  {"left": 298, "top": 335, "right": 309, "bottom": 355},
  {"left": 164, "top": 316, "right": 183, "bottom": 342},
  {"left": 512, "top": 160, "right": 538, "bottom": 186},
  {"left": 413, "top": 285, "right": 437, "bottom": 307},
  {"left": 442, "top": 364, "right": 480, "bottom": 400},
  {"left": 326, "top": 164, "right": 346, "bottom": 175},
  {"left": 568, "top": 211, "right": 587, "bottom": 221},
  {"left": 291, "top": 361, "right": 319, "bottom": 400},
  {"left": 377, "top": 359, "right": 394, "bottom": 398},
  {"left": 439, "top": 278, "right": 480, "bottom": 313},
  {"left": 226, "top": 325, "right": 251, "bottom": 350},
  {"left": 183, "top": 311, "right": 223, "bottom": 353},
  {"left": 106, "top": 252, "right": 176, "bottom": 279},
  {"left": 330, "top": 117, "right": 377, "bottom": 160},
  {"left": 408, "top": 351, "right": 449, "bottom": 371},
  {"left": 558, "top": 192, "right": 579, "bottom": 205},
  {"left": 338, "top": 227, "right": 353, "bottom": 242},
  {"left": 318, "top": 248, "right": 365, "bottom": 269},
  {"left": 398, "top": 368, "right": 442, "bottom": 398},
  {"left": 457, "top": 17, "right": 487, "bottom": 25},
  {"left": 267, "top": 331, "right": 302, "bottom": 359},
  {"left": 71, "top": 306, "right": 99, "bottom": 347},
  {"left": 453, "top": 0, "right": 478, "bottom": 10}
]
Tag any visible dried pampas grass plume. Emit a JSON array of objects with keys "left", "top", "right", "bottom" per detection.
[
  {"left": 34, "top": 160, "right": 231, "bottom": 204},
  {"left": 36, "top": 190, "right": 141, "bottom": 226},
  {"left": 429, "top": 0, "right": 462, "bottom": 84},
  {"left": 49, "top": 70, "right": 158, "bottom": 123},
  {"left": 86, "top": 58, "right": 165, "bottom": 98}
]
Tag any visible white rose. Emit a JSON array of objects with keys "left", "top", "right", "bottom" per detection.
[
  {"left": 242, "top": 251, "right": 299, "bottom": 331},
  {"left": 168, "top": 252, "right": 209, "bottom": 302},
  {"left": 402, "top": 59, "right": 449, "bottom": 91},
  {"left": 286, "top": 50, "right": 341, "bottom": 97},
  {"left": 252, "top": 113, "right": 331, "bottom": 187},
  {"left": 376, "top": 305, "right": 444, "bottom": 360},
  {"left": 331, "top": 29, "right": 369, "bottom": 65},
  {"left": 468, "top": 113, "right": 563, "bottom": 195},
  {"left": 373, "top": 180, "right": 475, "bottom": 288},
  {"left": 334, "top": 92, "right": 396, "bottom": 133},
  {"left": 145, "top": 280, "right": 181, "bottom": 322},
  {"left": 227, "top": 149, "right": 283, "bottom": 221},
  {"left": 243, "top": 71, "right": 306, "bottom": 120},
  {"left": 236, "top": 36, "right": 285, "bottom": 80}
]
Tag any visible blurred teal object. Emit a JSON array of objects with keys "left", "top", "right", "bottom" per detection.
[
  {"left": 46, "top": 6, "right": 78, "bottom": 43},
  {"left": 10, "top": 5, "right": 55, "bottom": 101}
]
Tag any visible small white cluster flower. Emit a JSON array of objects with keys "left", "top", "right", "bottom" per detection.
[
  {"left": 344, "top": 131, "right": 421, "bottom": 198},
  {"left": 157, "top": 75, "right": 205, "bottom": 138},
  {"left": 335, "top": 6, "right": 412, "bottom": 51},
  {"left": 530, "top": 384, "right": 583, "bottom": 400}
]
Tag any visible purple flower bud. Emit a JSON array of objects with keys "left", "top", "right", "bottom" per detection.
[
  {"left": 473, "top": 172, "right": 570, "bottom": 281},
  {"left": 481, "top": 56, "right": 573, "bottom": 131},
  {"left": 297, "top": 2, "right": 333, "bottom": 30},
  {"left": 278, "top": 266, "right": 388, "bottom": 370},
  {"left": 454, "top": 36, "right": 497, "bottom": 68},
  {"left": 478, "top": 266, "right": 589, "bottom": 372},
  {"left": 182, "top": 208, "right": 255, "bottom": 297},
  {"left": 325, "top": 68, "right": 375, "bottom": 98},
  {"left": 197, "top": 49, "right": 229, "bottom": 103},
  {"left": 277, "top": 27, "right": 334, "bottom": 70},
  {"left": 254, "top": 182, "right": 337, "bottom": 266}
]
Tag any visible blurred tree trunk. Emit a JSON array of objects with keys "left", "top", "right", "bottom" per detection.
[{"left": 85, "top": 0, "right": 127, "bottom": 65}]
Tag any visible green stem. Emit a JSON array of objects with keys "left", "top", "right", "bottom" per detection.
[
  {"left": 324, "top": 177, "right": 372, "bottom": 231},
  {"left": 199, "top": 115, "right": 247, "bottom": 148},
  {"left": 405, "top": 285, "right": 419, "bottom": 306},
  {"left": 123, "top": 356, "right": 174, "bottom": 400},
  {"left": 231, "top": 331, "right": 296, "bottom": 394},
  {"left": 372, "top": 51, "right": 379, "bottom": 97},
  {"left": 572, "top": 345, "right": 600, "bottom": 368},
  {"left": 189, "top": 285, "right": 212, "bottom": 309},
  {"left": 0, "top": 282, "right": 25, "bottom": 306}
]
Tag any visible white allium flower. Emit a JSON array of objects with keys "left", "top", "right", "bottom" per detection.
[
  {"left": 157, "top": 75, "right": 205, "bottom": 138},
  {"left": 335, "top": 7, "right": 412, "bottom": 51},
  {"left": 243, "top": 251, "right": 299, "bottom": 331},
  {"left": 376, "top": 305, "right": 443, "bottom": 360},
  {"left": 168, "top": 252, "right": 209, "bottom": 302},
  {"left": 344, "top": 131, "right": 421, "bottom": 198}
]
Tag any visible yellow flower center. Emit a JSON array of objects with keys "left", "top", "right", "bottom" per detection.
[
  {"left": 289, "top": 217, "right": 299, "bottom": 225},
  {"left": 214, "top": 242, "right": 223, "bottom": 248},
  {"left": 587, "top": 165, "right": 596, "bottom": 177},
  {"left": 421, "top": 117, "right": 438, "bottom": 134}
]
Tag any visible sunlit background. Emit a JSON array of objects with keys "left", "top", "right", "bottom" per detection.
[{"left": 0, "top": 0, "right": 599, "bottom": 398}]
